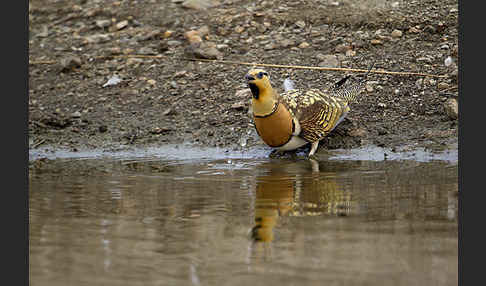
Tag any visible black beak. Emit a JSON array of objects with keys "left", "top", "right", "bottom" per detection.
[{"left": 245, "top": 74, "right": 255, "bottom": 81}]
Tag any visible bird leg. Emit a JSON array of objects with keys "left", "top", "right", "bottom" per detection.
[
  {"left": 309, "top": 157, "right": 320, "bottom": 172},
  {"left": 308, "top": 141, "right": 319, "bottom": 157}
]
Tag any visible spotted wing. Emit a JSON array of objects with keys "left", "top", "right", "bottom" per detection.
[{"left": 279, "top": 89, "right": 350, "bottom": 143}]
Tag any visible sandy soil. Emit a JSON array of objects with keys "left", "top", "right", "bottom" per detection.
[{"left": 28, "top": 0, "right": 458, "bottom": 157}]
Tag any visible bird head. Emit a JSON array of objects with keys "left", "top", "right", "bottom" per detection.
[{"left": 245, "top": 69, "right": 272, "bottom": 100}]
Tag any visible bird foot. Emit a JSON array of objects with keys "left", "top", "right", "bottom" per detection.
[
  {"left": 308, "top": 154, "right": 318, "bottom": 161},
  {"left": 269, "top": 149, "right": 281, "bottom": 158}
]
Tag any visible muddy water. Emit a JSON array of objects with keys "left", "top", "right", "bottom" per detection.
[{"left": 29, "top": 147, "right": 458, "bottom": 286}]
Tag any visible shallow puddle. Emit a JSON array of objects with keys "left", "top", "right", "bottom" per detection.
[{"left": 29, "top": 146, "right": 458, "bottom": 286}]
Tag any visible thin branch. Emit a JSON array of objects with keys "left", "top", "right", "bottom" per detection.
[
  {"left": 29, "top": 54, "right": 448, "bottom": 78},
  {"left": 181, "top": 57, "right": 448, "bottom": 78}
]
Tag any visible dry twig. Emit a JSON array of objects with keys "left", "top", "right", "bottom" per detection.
[{"left": 30, "top": 54, "right": 448, "bottom": 78}]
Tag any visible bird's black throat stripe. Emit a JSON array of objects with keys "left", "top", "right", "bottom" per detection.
[{"left": 248, "top": 83, "right": 259, "bottom": 99}]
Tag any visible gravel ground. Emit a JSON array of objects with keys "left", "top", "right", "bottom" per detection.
[{"left": 28, "top": 0, "right": 458, "bottom": 156}]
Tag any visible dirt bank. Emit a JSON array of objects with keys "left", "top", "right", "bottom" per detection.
[{"left": 28, "top": 0, "right": 458, "bottom": 157}]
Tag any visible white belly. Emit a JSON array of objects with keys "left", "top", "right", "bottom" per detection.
[
  {"left": 275, "top": 118, "right": 308, "bottom": 151},
  {"left": 276, "top": 135, "right": 308, "bottom": 151}
]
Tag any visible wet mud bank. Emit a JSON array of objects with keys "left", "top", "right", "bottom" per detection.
[{"left": 29, "top": 0, "right": 458, "bottom": 160}]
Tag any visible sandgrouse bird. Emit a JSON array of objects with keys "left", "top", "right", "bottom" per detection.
[{"left": 245, "top": 68, "right": 369, "bottom": 157}]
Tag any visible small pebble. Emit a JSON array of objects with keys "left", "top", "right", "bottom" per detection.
[
  {"left": 298, "top": 42, "right": 310, "bottom": 49},
  {"left": 295, "top": 20, "right": 306, "bottom": 29},
  {"left": 95, "top": 19, "right": 111, "bottom": 29},
  {"left": 391, "top": 29, "right": 403, "bottom": 38},
  {"left": 71, "top": 111, "right": 82, "bottom": 118},
  {"left": 443, "top": 98, "right": 458, "bottom": 120},
  {"left": 115, "top": 20, "right": 129, "bottom": 30},
  {"left": 444, "top": 56, "right": 453, "bottom": 67}
]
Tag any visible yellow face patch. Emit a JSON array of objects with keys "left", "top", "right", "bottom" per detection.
[
  {"left": 245, "top": 69, "right": 271, "bottom": 100},
  {"left": 246, "top": 69, "right": 269, "bottom": 80}
]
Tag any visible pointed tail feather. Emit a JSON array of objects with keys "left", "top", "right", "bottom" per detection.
[{"left": 332, "top": 62, "right": 375, "bottom": 103}]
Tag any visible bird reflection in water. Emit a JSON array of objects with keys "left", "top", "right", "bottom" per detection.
[
  {"left": 249, "top": 171, "right": 294, "bottom": 261},
  {"left": 249, "top": 160, "right": 353, "bottom": 261}
]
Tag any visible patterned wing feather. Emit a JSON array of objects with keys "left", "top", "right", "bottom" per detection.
[{"left": 279, "top": 89, "right": 349, "bottom": 143}]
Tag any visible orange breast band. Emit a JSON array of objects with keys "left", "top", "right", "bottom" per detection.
[{"left": 253, "top": 103, "right": 293, "bottom": 148}]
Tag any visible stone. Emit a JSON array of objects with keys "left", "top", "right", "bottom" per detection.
[
  {"left": 139, "top": 29, "right": 162, "bottom": 41},
  {"left": 391, "top": 29, "right": 403, "bottom": 38},
  {"left": 234, "top": 25, "right": 245, "bottom": 33},
  {"left": 37, "top": 25, "right": 49, "bottom": 38},
  {"left": 71, "top": 111, "right": 82, "bottom": 118},
  {"left": 198, "top": 25, "right": 210, "bottom": 37},
  {"left": 408, "top": 26, "right": 420, "bottom": 33},
  {"left": 184, "top": 30, "right": 202, "bottom": 44},
  {"left": 365, "top": 84, "right": 374, "bottom": 92},
  {"left": 415, "top": 78, "right": 424, "bottom": 88},
  {"left": 150, "top": 127, "right": 163, "bottom": 134},
  {"left": 444, "top": 56, "right": 453, "bottom": 67},
  {"left": 190, "top": 41, "right": 223, "bottom": 60},
  {"left": 437, "top": 82, "right": 449, "bottom": 90},
  {"left": 295, "top": 20, "right": 306, "bottom": 29},
  {"left": 216, "top": 44, "right": 229, "bottom": 50},
  {"left": 163, "top": 30, "right": 173, "bottom": 38},
  {"left": 60, "top": 56, "right": 82, "bottom": 72},
  {"left": 348, "top": 127, "right": 367, "bottom": 137},
  {"left": 417, "top": 56, "right": 432, "bottom": 63},
  {"left": 102, "top": 75, "right": 122, "bottom": 88},
  {"left": 377, "top": 103, "right": 387, "bottom": 108},
  {"left": 83, "top": 34, "right": 111, "bottom": 44},
  {"left": 264, "top": 43, "right": 277, "bottom": 50},
  {"left": 345, "top": 50, "right": 356, "bottom": 57},
  {"left": 335, "top": 43, "right": 351, "bottom": 53},
  {"left": 167, "top": 40, "right": 182, "bottom": 46},
  {"left": 138, "top": 47, "right": 157, "bottom": 55},
  {"left": 126, "top": 58, "right": 143, "bottom": 66},
  {"left": 370, "top": 39, "right": 382, "bottom": 45},
  {"left": 162, "top": 108, "right": 176, "bottom": 116},
  {"left": 317, "top": 54, "right": 339, "bottom": 68},
  {"left": 109, "top": 47, "right": 122, "bottom": 55},
  {"left": 115, "top": 20, "right": 129, "bottom": 30},
  {"left": 279, "top": 39, "right": 295, "bottom": 48},
  {"left": 443, "top": 98, "right": 458, "bottom": 120},
  {"left": 95, "top": 19, "right": 111, "bottom": 29},
  {"left": 231, "top": 101, "right": 246, "bottom": 111},
  {"left": 182, "top": 0, "right": 220, "bottom": 10},
  {"left": 298, "top": 42, "right": 310, "bottom": 49}
]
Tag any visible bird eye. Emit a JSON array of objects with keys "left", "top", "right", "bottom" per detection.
[{"left": 257, "top": 71, "right": 267, "bottom": 79}]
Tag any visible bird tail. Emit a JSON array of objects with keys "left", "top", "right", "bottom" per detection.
[{"left": 331, "top": 62, "right": 375, "bottom": 103}]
